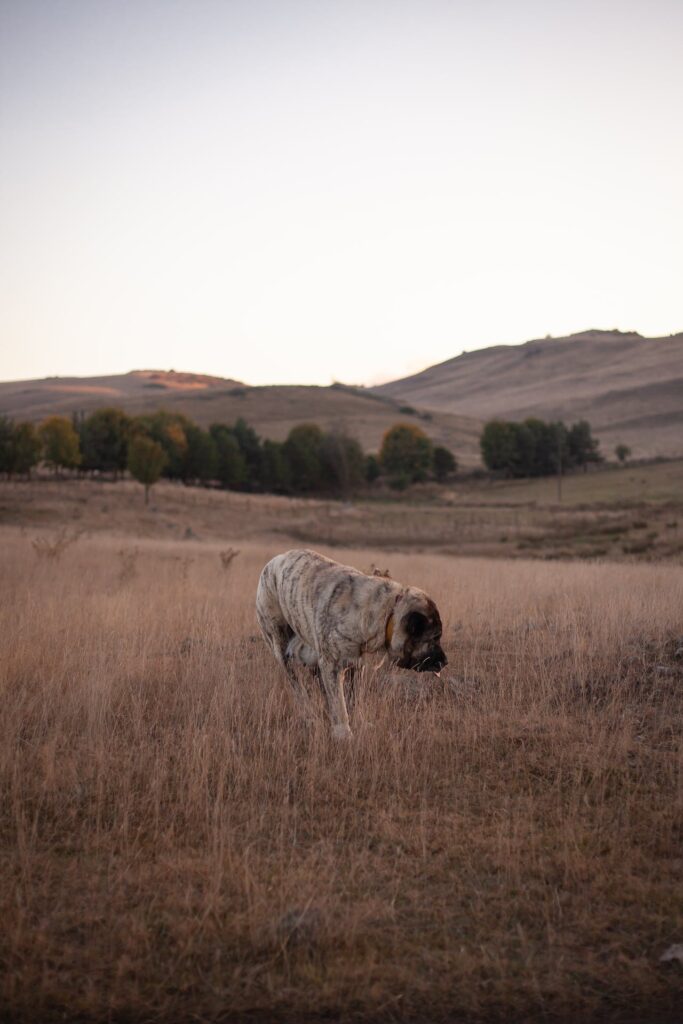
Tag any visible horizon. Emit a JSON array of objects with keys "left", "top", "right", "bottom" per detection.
[
  {"left": 1, "top": 324, "right": 681, "bottom": 389},
  {"left": 1, "top": 1, "right": 682, "bottom": 387}
]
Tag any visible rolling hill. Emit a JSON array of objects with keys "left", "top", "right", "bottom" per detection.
[
  {"left": 0, "top": 370, "right": 483, "bottom": 463},
  {"left": 374, "top": 330, "right": 683, "bottom": 459},
  {"left": 3, "top": 328, "right": 680, "bottom": 466}
]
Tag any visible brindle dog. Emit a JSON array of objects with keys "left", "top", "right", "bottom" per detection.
[{"left": 256, "top": 549, "right": 447, "bottom": 739}]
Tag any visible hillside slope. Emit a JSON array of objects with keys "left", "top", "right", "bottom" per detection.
[
  {"left": 375, "top": 330, "right": 683, "bottom": 459},
  {"left": 0, "top": 370, "right": 482, "bottom": 463}
]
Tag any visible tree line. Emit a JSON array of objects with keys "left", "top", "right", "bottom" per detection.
[
  {"left": 0, "top": 408, "right": 458, "bottom": 501},
  {"left": 480, "top": 418, "right": 602, "bottom": 477},
  {"left": 0, "top": 406, "right": 610, "bottom": 498}
]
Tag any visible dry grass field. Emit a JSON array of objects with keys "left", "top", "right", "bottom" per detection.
[
  {"left": 1, "top": 458, "right": 682, "bottom": 563},
  {"left": 1, "top": 520, "right": 682, "bottom": 1023}
]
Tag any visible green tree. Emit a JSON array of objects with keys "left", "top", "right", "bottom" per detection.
[
  {"left": 320, "top": 431, "right": 365, "bottom": 497},
  {"left": 261, "top": 439, "right": 291, "bottom": 493},
  {"left": 10, "top": 422, "right": 42, "bottom": 477},
  {"left": 615, "top": 443, "right": 632, "bottom": 465},
  {"left": 365, "top": 453, "right": 381, "bottom": 484},
  {"left": 0, "top": 416, "right": 13, "bottom": 476},
  {"left": 480, "top": 420, "right": 518, "bottom": 473},
  {"left": 433, "top": 445, "right": 457, "bottom": 482},
  {"left": 127, "top": 435, "right": 166, "bottom": 504},
  {"left": 380, "top": 424, "right": 433, "bottom": 484},
  {"left": 482, "top": 418, "right": 574, "bottom": 478},
  {"left": 210, "top": 424, "right": 248, "bottom": 489},
  {"left": 182, "top": 424, "right": 217, "bottom": 483},
  {"left": 0, "top": 418, "right": 41, "bottom": 478},
  {"left": 80, "top": 407, "right": 130, "bottom": 477},
  {"left": 567, "top": 420, "right": 602, "bottom": 472},
  {"left": 232, "top": 418, "right": 263, "bottom": 488},
  {"left": 283, "top": 423, "right": 324, "bottom": 493},
  {"left": 39, "top": 416, "right": 81, "bottom": 474}
]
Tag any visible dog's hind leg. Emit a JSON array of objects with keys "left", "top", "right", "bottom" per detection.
[{"left": 256, "top": 608, "right": 309, "bottom": 705}]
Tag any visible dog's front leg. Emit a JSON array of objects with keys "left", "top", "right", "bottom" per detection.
[{"left": 318, "top": 656, "right": 352, "bottom": 740}]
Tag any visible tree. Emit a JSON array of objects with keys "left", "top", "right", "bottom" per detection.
[
  {"left": 10, "top": 422, "right": 42, "bottom": 478},
  {"left": 365, "top": 454, "right": 381, "bottom": 484},
  {"left": 232, "top": 418, "right": 263, "bottom": 488},
  {"left": 567, "top": 420, "right": 602, "bottom": 472},
  {"left": 127, "top": 435, "right": 166, "bottom": 504},
  {"left": 261, "top": 439, "right": 291, "bottom": 493},
  {"left": 39, "top": 416, "right": 81, "bottom": 474},
  {"left": 210, "top": 424, "right": 248, "bottom": 489},
  {"left": 0, "top": 418, "right": 41, "bottom": 479},
  {"left": 380, "top": 424, "right": 433, "bottom": 484},
  {"left": 481, "top": 417, "right": 601, "bottom": 479},
  {"left": 433, "top": 445, "right": 457, "bottom": 482},
  {"left": 0, "top": 416, "right": 13, "bottom": 476},
  {"left": 283, "top": 423, "right": 324, "bottom": 493},
  {"left": 182, "top": 424, "right": 217, "bottom": 483},
  {"left": 615, "top": 443, "right": 632, "bottom": 465},
  {"left": 480, "top": 420, "right": 518, "bottom": 473},
  {"left": 80, "top": 407, "right": 130, "bottom": 476},
  {"left": 319, "top": 431, "right": 365, "bottom": 497},
  {"left": 132, "top": 411, "right": 190, "bottom": 479},
  {"left": 516, "top": 418, "right": 561, "bottom": 477}
]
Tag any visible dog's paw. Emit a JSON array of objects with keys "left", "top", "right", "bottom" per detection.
[{"left": 332, "top": 724, "right": 353, "bottom": 741}]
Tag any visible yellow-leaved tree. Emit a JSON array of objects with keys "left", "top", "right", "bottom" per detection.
[{"left": 39, "top": 416, "right": 81, "bottom": 475}]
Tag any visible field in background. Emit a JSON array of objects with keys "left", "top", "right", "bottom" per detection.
[
  {"left": 458, "top": 458, "right": 683, "bottom": 507},
  {"left": 1, "top": 532, "right": 681, "bottom": 1021},
  {"left": 1, "top": 457, "right": 682, "bottom": 563}
]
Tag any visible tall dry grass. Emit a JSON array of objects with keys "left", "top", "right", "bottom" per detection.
[{"left": 1, "top": 528, "right": 682, "bottom": 1022}]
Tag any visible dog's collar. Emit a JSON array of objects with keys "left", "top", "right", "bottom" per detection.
[{"left": 384, "top": 592, "right": 404, "bottom": 649}]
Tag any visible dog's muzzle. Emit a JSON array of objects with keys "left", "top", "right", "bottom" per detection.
[{"left": 400, "top": 647, "right": 448, "bottom": 673}]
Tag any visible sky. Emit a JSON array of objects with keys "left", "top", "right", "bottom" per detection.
[{"left": 0, "top": 0, "right": 681, "bottom": 387}]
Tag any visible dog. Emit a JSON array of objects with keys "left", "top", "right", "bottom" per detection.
[{"left": 256, "top": 548, "right": 447, "bottom": 739}]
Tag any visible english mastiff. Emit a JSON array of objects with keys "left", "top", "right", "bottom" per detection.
[{"left": 256, "top": 548, "right": 447, "bottom": 739}]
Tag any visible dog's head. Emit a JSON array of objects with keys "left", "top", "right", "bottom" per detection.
[{"left": 388, "top": 589, "right": 447, "bottom": 673}]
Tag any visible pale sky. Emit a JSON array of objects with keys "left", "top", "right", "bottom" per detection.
[{"left": 0, "top": 0, "right": 681, "bottom": 386}]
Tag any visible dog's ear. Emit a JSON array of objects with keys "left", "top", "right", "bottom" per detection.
[{"left": 405, "top": 610, "right": 428, "bottom": 637}]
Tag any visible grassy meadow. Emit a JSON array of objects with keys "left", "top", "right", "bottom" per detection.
[
  {"left": 1, "top": 458, "right": 682, "bottom": 562},
  {"left": 1, "top": 469, "right": 682, "bottom": 1022}
]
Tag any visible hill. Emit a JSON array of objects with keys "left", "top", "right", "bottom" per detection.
[
  {"left": 0, "top": 370, "right": 482, "bottom": 463},
  {"left": 374, "top": 329, "right": 683, "bottom": 459}
]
